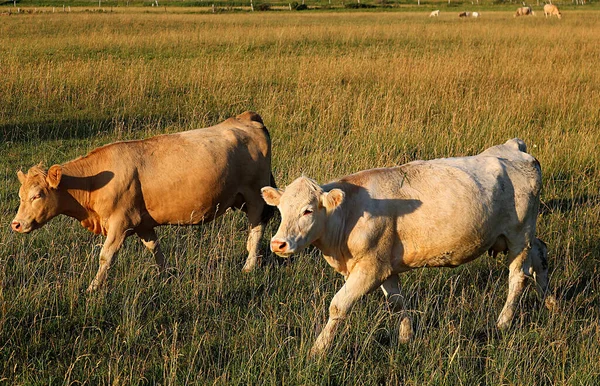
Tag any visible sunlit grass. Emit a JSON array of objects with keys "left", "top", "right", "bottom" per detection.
[{"left": 0, "top": 9, "right": 599, "bottom": 384}]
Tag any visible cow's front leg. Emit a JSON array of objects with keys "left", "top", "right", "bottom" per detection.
[
  {"left": 87, "top": 222, "right": 130, "bottom": 292},
  {"left": 380, "top": 275, "right": 413, "bottom": 343},
  {"left": 310, "top": 268, "right": 382, "bottom": 357},
  {"left": 136, "top": 228, "right": 166, "bottom": 272}
]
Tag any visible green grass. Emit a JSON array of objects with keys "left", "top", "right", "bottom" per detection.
[{"left": 1, "top": 9, "right": 599, "bottom": 385}]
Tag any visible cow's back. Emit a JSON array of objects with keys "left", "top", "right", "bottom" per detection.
[
  {"left": 544, "top": 4, "right": 559, "bottom": 14},
  {"left": 80, "top": 112, "right": 271, "bottom": 226}
]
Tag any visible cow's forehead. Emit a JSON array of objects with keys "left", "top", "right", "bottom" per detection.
[
  {"left": 23, "top": 166, "right": 48, "bottom": 190},
  {"left": 281, "top": 177, "right": 322, "bottom": 205}
]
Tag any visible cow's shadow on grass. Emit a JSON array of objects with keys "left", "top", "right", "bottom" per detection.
[
  {"left": 540, "top": 195, "right": 599, "bottom": 215},
  {"left": 0, "top": 119, "right": 117, "bottom": 143},
  {"left": 0, "top": 115, "right": 181, "bottom": 143}
]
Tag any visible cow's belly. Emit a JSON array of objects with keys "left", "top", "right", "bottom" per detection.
[
  {"left": 399, "top": 236, "right": 492, "bottom": 269},
  {"left": 147, "top": 191, "right": 237, "bottom": 225},
  {"left": 393, "top": 204, "right": 504, "bottom": 270}
]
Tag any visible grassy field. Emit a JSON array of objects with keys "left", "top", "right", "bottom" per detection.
[{"left": 1, "top": 9, "right": 599, "bottom": 385}]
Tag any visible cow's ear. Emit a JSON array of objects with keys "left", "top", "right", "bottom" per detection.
[
  {"left": 46, "top": 164, "right": 62, "bottom": 189},
  {"left": 321, "top": 189, "right": 344, "bottom": 211},
  {"left": 17, "top": 170, "right": 27, "bottom": 184},
  {"left": 261, "top": 187, "right": 282, "bottom": 206}
]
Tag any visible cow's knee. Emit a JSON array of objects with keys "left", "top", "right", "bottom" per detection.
[{"left": 329, "top": 303, "right": 346, "bottom": 320}]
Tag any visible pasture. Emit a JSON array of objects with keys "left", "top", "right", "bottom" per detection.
[{"left": 1, "top": 9, "right": 599, "bottom": 384}]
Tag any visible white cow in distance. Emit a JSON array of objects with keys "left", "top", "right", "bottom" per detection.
[
  {"left": 544, "top": 4, "right": 562, "bottom": 18},
  {"left": 262, "top": 139, "right": 557, "bottom": 356},
  {"left": 429, "top": 10, "right": 440, "bottom": 17}
]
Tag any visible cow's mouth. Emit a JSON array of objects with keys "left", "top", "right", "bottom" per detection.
[
  {"left": 274, "top": 251, "right": 294, "bottom": 258},
  {"left": 12, "top": 220, "right": 38, "bottom": 234}
]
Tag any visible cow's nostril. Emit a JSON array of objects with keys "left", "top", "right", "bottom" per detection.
[
  {"left": 271, "top": 240, "right": 288, "bottom": 252},
  {"left": 11, "top": 221, "right": 21, "bottom": 231}
]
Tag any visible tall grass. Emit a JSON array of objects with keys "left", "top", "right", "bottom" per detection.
[{"left": 0, "top": 10, "right": 599, "bottom": 384}]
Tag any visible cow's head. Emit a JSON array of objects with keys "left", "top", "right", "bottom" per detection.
[
  {"left": 11, "top": 164, "right": 63, "bottom": 233},
  {"left": 261, "top": 176, "right": 344, "bottom": 257}
]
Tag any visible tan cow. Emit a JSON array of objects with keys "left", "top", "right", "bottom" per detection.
[
  {"left": 544, "top": 3, "right": 561, "bottom": 18},
  {"left": 12, "top": 111, "right": 275, "bottom": 292},
  {"left": 515, "top": 6, "right": 534, "bottom": 16},
  {"left": 262, "top": 139, "right": 557, "bottom": 356}
]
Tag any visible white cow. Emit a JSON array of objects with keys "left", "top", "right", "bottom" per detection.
[
  {"left": 262, "top": 139, "right": 557, "bottom": 356},
  {"left": 429, "top": 10, "right": 440, "bottom": 17},
  {"left": 472, "top": 11, "right": 480, "bottom": 17},
  {"left": 544, "top": 4, "right": 562, "bottom": 18}
]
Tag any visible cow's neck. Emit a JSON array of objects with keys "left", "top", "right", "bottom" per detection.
[
  {"left": 313, "top": 208, "right": 348, "bottom": 262},
  {"left": 57, "top": 156, "right": 105, "bottom": 227}
]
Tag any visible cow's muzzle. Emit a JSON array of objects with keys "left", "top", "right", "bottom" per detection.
[
  {"left": 10, "top": 219, "right": 34, "bottom": 233},
  {"left": 270, "top": 238, "right": 295, "bottom": 257}
]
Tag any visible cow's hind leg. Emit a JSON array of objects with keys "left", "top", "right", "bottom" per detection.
[
  {"left": 243, "top": 221, "right": 264, "bottom": 272},
  {"left": 381, "top": 275, "right": 403, "bottom": 311},
  {"left": 136, "top": 228, "right": 166, "bottom": 272},
  {"left": 497, "top": 240, "right": 532, "bottom": 329},
  {"left": 87, "top": 221, "right": 130, "bottom": 292},
  {"left": 380, "top": 275, "right": 413, "bottom": 343},
  {"left": 531, "top": 238, "right": 558, "bottom": 312}
]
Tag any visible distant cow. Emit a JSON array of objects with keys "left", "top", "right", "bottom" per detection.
[
  {"left": 472, "top": 11, "right": 480, "bottom": 17},
  {"left": 459, "top": 11, "right": 470, "bottom": 17},
  {"left": 544, "top": 3, "right": 561, "bottom": 18},
  {"left": 429, "top": 10, "right": 440, "bottom": 17},
  {"left": 12, "top": 111, "right": 276, "bottom": 291},
  {"left": 262, "top": 139, "right": 557, "bottom": 356},
  {"left": 515, "top": 6, "right": 534, "bottom": 16}
]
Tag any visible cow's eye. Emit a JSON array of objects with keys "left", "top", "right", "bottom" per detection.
[
  {"left": 303, "top": 209, "right": 313, "bottom": 216},
  {"left": 31, "top": 193, "right": 42, "bottom": 201}
]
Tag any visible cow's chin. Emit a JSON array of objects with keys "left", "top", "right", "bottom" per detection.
[
  {"left": 274, "top": 251, "right": 295, "bottom": 258},
  {"left": 18, "top": 220, "right": 40, "bottom": 234}
]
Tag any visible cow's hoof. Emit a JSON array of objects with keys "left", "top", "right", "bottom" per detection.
[
  {"left": 309, "top": 345, "right": 326, "bottom": 359},
  {"left": 399, "top": 317, "right": 413, "bottom": 344},
  {"left": 496, "top": 316, "right": 512, "bottom": 330},
  {"left": 242, "top": 259, "right": 259, "bottom": 272},
  {"left": 544, "top": 295, "right": 559, "bottom": 313},
  {"left": 86, "top": 281, "right": 99, "bottom": 293}
]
